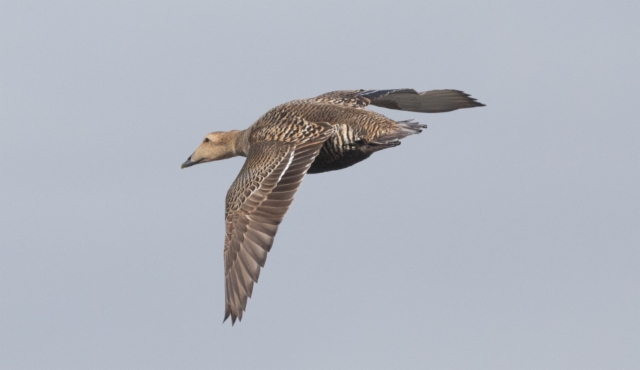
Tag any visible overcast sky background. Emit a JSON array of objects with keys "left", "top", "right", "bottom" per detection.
[{"left": 1, "top": 1, "right": 638, "bottom": 369}]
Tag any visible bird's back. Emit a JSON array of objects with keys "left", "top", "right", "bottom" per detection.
[{"left": 247, "top": 99, "right": 399, "bottom": 173}]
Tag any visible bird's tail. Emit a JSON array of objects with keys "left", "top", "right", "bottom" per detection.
[{"left": 372, "top": 119, "right": 427, "bottom": 144}]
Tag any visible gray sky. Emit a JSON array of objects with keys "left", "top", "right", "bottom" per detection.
[{"left": 1, "top": 1, "right": 638, "bottom": 369}]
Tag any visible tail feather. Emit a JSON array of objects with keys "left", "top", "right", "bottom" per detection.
[{"left": 372, "top": 119, "right": 427, "bottom": 144}]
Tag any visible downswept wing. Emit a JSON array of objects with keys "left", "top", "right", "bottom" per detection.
[
  {"left": 314, "top": 89, "right": 485, "bottom": 113},
  {"left": 223, "top": 128, "right": 332, "bottom": 324}
]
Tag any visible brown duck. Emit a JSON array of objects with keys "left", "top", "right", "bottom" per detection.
[{"left": 181, "top": 88, "right": 484, "bottom": 324}]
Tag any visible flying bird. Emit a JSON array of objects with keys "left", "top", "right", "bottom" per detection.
[{"left": 181, "top": 88, "right": 484, "bottom": 324}]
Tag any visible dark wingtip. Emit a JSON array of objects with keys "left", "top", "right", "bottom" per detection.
[
  {"left": 465, "top": 92, "right": 486, "bottom": 108},
  {"left": 223, "top": 307, "right": 240, "bottom": 326},
  {"left": 471, "top": 97, "right": 486, "bottom": 107},
  {"left": 223, "top": 305, "right": 232, "bottom": 325}
]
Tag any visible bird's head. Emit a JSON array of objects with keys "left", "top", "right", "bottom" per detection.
[{"left": 181, "top": 131, "right": 241, "bottom": 169}]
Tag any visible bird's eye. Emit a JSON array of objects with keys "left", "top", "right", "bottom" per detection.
[{"left": 203, "top": 138, "right": 210, "bottom": 143}]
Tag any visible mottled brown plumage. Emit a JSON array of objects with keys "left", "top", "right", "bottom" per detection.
[{"left": 181, "top": 88, "right": 484, "bottom": 324}]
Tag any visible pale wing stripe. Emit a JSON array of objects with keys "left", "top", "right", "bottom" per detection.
[{"left": 277, "top": 150, "right": 295, "bottom": 183}]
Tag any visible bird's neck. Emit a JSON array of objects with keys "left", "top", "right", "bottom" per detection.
[{"left": 227, "top": 129, "right": 250, "bottom": 157}]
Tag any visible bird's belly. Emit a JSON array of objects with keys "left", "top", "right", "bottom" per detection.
[{"left": 308, "top": 134, "right": 371, "bottom": 174}]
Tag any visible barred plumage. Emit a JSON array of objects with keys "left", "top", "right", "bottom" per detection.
[{"left": 181, "top": 88, "right": 485, "bottom": 324}]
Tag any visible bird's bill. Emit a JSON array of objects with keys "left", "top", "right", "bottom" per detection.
[{"left": 180, "top": 155, "right": 199, "bottom": 169}]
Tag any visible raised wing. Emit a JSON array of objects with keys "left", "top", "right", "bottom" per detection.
[
  {"left": 223, "top": 129, "right": 331, "bottom": 324},
  {"left": 314, "top": 89, "right": 485, "bottom": 113},
  {"left": 363, "top": 89, "right": 485, "bottom": 113}
]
